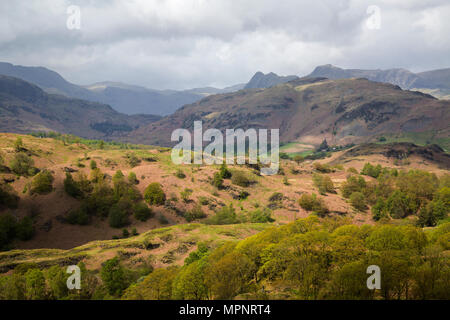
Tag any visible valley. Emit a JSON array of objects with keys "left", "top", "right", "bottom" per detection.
[
  {"left": 0, "top": 64, "right": 449, "bottom": 301},
  {"left": 0, "top": 130, "right": 448, "bottom": 299}
]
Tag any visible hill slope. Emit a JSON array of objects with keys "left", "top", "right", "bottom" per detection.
[
  {"left": 1, "top": 133, "right": 448, "bottom": 251},
  {"left": 0, "top": 76, "right": 160, "bottom": 139},
  {"left": 127, "top": 77, "right": 450, "bottom": 147}
]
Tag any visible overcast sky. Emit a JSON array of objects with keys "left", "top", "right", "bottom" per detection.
[{"left": 0, "top": 0, "right": 449, "bottom": 90}]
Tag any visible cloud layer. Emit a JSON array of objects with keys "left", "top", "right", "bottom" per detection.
[{"left": 1, "top": 0, "right": 449, "bottom": 89}]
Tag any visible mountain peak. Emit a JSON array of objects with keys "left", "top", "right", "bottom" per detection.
[{"left": 245, "top": 71, "right": 299, "bottom": 89}]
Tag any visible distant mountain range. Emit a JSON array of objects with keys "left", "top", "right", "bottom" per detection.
[
  {"left": 0, "top": 75, "right": 160, "bottom": 139},
  {"left": 2, "top": 61, "right": 450, "bottom": 118},
  {"left": 1, "top": 72, "right": 449, "bottom": 149},
  {"left": 307, "top": 64, "right": 450, "bottom": 99},
  {"left": 0, "top": 62, "right": 246, "bottom": 116},
  {"left": 1, "top": 60, "right": 449, "bottom": 150},
  {"left": 127, "top": 77, "right": 450, "bottom": 148}
]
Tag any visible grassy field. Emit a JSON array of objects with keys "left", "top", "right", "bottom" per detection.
[
  {"left": 0, "top": 222, "right": 271, "bottom": 272},
  {"left": 375, "top": 131, "right": 450, "bottom": 152}
]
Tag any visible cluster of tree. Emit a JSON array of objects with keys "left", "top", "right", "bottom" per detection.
[
  {"left": 63, "top": 169, "right": 155, "bottom": 228},
  {"left": 0, "top": 213, "right": 34, "bottom": 250},
  {"left": 121, "top": 216, "right": 450, "bottom": 300},
  {"left": 0, "top": 183, "right": 19, "bottom": 210},
  {"left": 361, "top": 163, "right": 383, "bottom": 178},
  {"left": 0, "top": 258, "right": 152, "bottom": 300},
  {"left": 204, "top": 203, "right": 274, "bottom": 225},
  {"left": 28, "top": 132, "right": 144, "bottom": 150},
  {"left": 8, "top": 150, "right": 40, "bottom": 178},
  {"left": 1, "top": 217, "right": 448, "bottom": 300},
  {"left": 340, "top": 165, "right": 449, "bottom": 225},
  {"left": 29, "top": 170, "right": 54, "bottom": 195},
  {"left": 212, "top": 164, "right": 232, "bottom": 189},
  {"left": 298, "top": 193, "right": 329, "bottom": 217}
]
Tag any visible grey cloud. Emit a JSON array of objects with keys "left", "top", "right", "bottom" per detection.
[{"left": 0, "top": 0, "right": 449, "bottom": 89}]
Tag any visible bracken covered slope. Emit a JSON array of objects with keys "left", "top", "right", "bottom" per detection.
[{"left": 127, "top": 77, "right": 450, "bottom": 147}]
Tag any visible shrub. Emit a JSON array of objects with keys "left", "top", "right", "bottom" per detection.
[
  {"left": 25, "top": 268, "right": 46, "bottom": 300},
  {"left": 293, "top": 155, "right": 304, "bottom": 164},
  {"left": 63, "top": 173, "right": 83, "bottom": 198},
  {"left": 280, "top": 152, "right": 289, "bottom": 159},
  {"left": 206, "top": 204, "right": 240, "bottom": 225},
  {"left": 108, "top": 205, "right": 129, "bottom": 228},
  {"left": 313, "top": 162, "right": 332, "bottom": 173},
  {"left": 396, "top": 170, "right": 439, "bottom": 204},
  {"left": 112, "top": 170, "right": 125, "bottom": 185},
  {"left": 16, "top": 216, "right": 35, "bottom": 241},
  {"left": 361, "top": 163, "right": 382, "bottom": 178},
  {"left": 298, "top": 193, "right": 329, "bottom": 217},
  {"left": 184, "top": 242, "right": 209, "bottom": 265},
  {"left": 122, "top": 229, "right": 129, "bottom": 238},
  {"left": 416, "top": 200, "right": 447, "bottom": 227},
  {"left": 341, "top": 175, "right": 366, "bottom": 198},
  {"left": 231, "top": 171, "right": 255, "bottom": 187},
  {"left": 386, "top": 190, "right": 416, "bottom": 219},
  {"left": 347, "top": 167, "right": 358, "bottom": 174},
  {"left": 30, "top": 170, "right": 53, "bottom": 194},
  {"left": 350, "top": 192, "right": 366, "bottom": 211},
  {"left": 169, "top": 193, "right": 179, "bottom": 202},
  {"left": 184, "top": 204, "right": 206, "bottom": 222},
  {"left": 144, "top": 183, "right": 166, "bottom": 205},
  {"left": 372, "top": 198, "right": 387, "bottom": 221},
  {"left": 84, "top": 184, "right": 115, "bottom": 218},
  {"left": 100, "top": 257, "right": 128, "bottom": 296},
  {"left": 126, "top": 153, "right": 141, "bottom": 168},
  {"left": 133, "top": 202, "right": 153, "bottom": 222},
  {"left": 113, "top": 179, "right": 140, "bottom": 203},
  {"left": 128, "top": 172, "right": 138, "bottom": 185},
  {"left": 212, "top": 172, "right": 224, "bottom": 189},
  {"left": 219, "top": 164, "right": 232, "bottom": 179},
  {"left": 90, "top": 168, "right": 104, "bottom": 184},
  {"left": 0, "top": 213, "right": 18, "bottom": 249},
  {"left": 66, "top": 208, "right": 89, "bottom": 225},
  {"left": 180, "top": 188, "right": 193, "bottom": 203},
  {"left": 158, "top": 214, "right": 169, "bottom": 225},
  {"left": 0, "top": 183, "right": 19, "bottom": 209},
  {"left": 249, "top": 208, "right": 274, "bottom": 223},
  {"left": 75, "top": 159, "right": 85, "bottom": 168},
  {"left": 10, "top": 153, "right": 34, "bottom": 176},
  {"left": 269, "top": 192, "right": 283, "bottom": 202},
  {"left": 198, "top": 196, "right": 210, "bottom": 206},
  {"left": 90, "top": 160, "right": 97, "bottom": 170},
  {"left": 313, "top": 173, "right": 335, "bottom": 194},
  {"left": 14, "top": 137, "right": 23, "bottom": 152},
  {"left": 175, "top": 169, "right": 186, "bottom": 179},
  {"left": 239, "top": 191, "right": 250, "bottom": 200}
]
